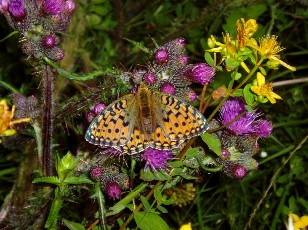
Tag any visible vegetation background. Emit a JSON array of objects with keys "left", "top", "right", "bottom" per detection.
[{"left": 0, "top": 0, "right": 307, "bottom": 229}]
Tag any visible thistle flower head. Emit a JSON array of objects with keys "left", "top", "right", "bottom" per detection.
[
  {"left": 8, "top": 0, "right": 26, "bottom": 20},
  {"left": 142, "top": 148, "right": 173, "bottom": 172},
  {"left": 185, "top": 63, "right": 215, "bottom": 85},
  {"left": 143, "top": 72, "right": 157, "bottom": 85},
  {"left": 219, "top": 98, "right": 259, "bottom": 135}
]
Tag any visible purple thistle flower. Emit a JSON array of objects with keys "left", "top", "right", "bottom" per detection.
[
  {"left": 42, "top": 34, "right": 56, "bottom": 48},
  {"left": 219, "top": 98, "right": 259, "bottom": 135},
  {"left": 43, "top": 0, "right": 63, "bottom": 16},
  {"left": 154, "top": 49, "right": 169, "bottom": 63},
  {"left": 85, "top": 110, "right": 96, "bottom": 122},
  {"left": 253, "top": 119, "right": 272, "bottom": 138},
  {"left": 185, "top": 63, "right": 215, "bottom": 85},
  {"left": 105, "top": 182, "right": 121, "bottom": 200},
  {"left": 144, "top": 72, "right": 157, "bottom": 85},
  {"left": 184, "top": 87, "right": 198, "bottom": 102},
  {"left": 160, "top": 82, "right": 176, "bottom": 95},
  {"left": 90, "top": 166, "right": 104, "bottom": 181},
  {"left": 142, "top": 148, "right": 173, "bottom": 172},
  {"left": 8, "top": 0, "right": 26, "bottom": 20}
]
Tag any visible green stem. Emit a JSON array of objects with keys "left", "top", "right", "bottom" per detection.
[
  {"left": 0, "top": 80, "right": 19, "bottom": 93},
  {"left": 32, "top": 121, "right": 43, "bottom": 172},
  {"left": 97, "top": 183, "right": 107, "bottom": 230},
  {"left": 43, "top": 57, "right": 119, "bottom": 81},
  {"left": 207, "top": 59, "right": 263, "bottom": 121}
]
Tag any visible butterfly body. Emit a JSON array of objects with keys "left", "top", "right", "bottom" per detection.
[{"left": 85, "top": 83, "right": 208, "bottom": 154}]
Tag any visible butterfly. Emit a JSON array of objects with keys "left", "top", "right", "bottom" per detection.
[{"left": 85, "top": 83, "right": 208, "bottom": 155}]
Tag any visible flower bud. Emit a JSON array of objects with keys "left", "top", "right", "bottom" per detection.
[
  {"left": 42, "top": 34, "right": 56, "bottom": 48},
  {"left": 233, "top": 165, "right": 247, "bottom": 179},
  {"left": 160, "top": 82, "right": 176, "bottom": 95},
  {"left": 63, "top": 0, "right": 75, "bottom": 14},
  {"left": 46, "top": 46, "right": 64, "bottom": 61},
  {"left": 177, "top": 55, "right": 189, "bottom": 66},
  {"left": 154, "top": 49, "right": 169, "bottom": 63},
  {"left": 143, "top": 72, "right": 157, "bottom": 85},
  {"left": 90, "top": 166, "right": 104, "bottom": 181},
  {"left": 0, "top": 0, "right": 10, "bottom": 14},
  {"left": 105, "top": 182, "right": 121, "bottom": 200}
]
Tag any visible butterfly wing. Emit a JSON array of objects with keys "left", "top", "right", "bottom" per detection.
[
  {"left": 153, "top": 92, "right": 209, "bottom": 142},
  {"left": 85, "top": 94, "right": 136, "bottom": 147}
]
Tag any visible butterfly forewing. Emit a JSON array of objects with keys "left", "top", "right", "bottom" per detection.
[{"left": 85, "top": 94, "right": 136, "bottom": 147}]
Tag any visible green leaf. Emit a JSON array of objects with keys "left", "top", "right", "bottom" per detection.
[
  {"left": 62, "top": 219, "right": 85, "bottom": 230},
  {"left": 157, "top": 205, "right": 168, "bottom": 213},
  {"left": 45, "top": 191, "right": 63, "bottom": 229},
  {"left": 140, "top": 170, "right": 171, "bottom": 181},
  {"left": 201, "top": 133, "right": 222, "bottom": 156},
  {"left": 259, "top": 66, "right": 267, "bottom": 76},
  {"left": 0, "top": 168, "right": 16, "bottom": 177},
  {"left": 140, "top": 196, "right": 151, "bottom": 210},
  {"left": 122, "top": 37, "right": 151, "bottom": 54},
  {"left": 107, "top": 183, "right": 148, "bottom": 216},
  {"left": 204, "top": 52, "right": 215, "bottom": 67},
  {"left": 154, "top": 189, "right": 174, "bottom": 205},
  {"left": 168, "top": 160, "right": 184, "bottom": 168},
  {"left": 225, "top": 58, "right": 240, "bottom": 69},
  {"left": 134, "top": 212, "right": 169, "bottom": 230},
  {"left": 230, "top": 89, "right": 243, "bottom": 97},
  {"left": 33, "top": 176, "right": 60, "bottom": 185},
  {"left": 243, "top": 84, "right": 255, "bottom": 106},
  {"left": 63, "top": 176, "right": 94, "bottom": 185}
]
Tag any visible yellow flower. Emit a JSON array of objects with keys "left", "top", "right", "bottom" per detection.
[
  {"left": 247, "top": 35, "right": 296, "bottom": 71},
  {"left": 291, "top": 214, "right": 308, "bottom": 230},
  {"left": 0, "top": 99, "right": 30, "bottom": 140},
  {"left": 251, "top": 72, "right": 282, "bottom": 104},
  {"left": 207, "top": 33, "right": 236, "bottom": 57},
  {"left": 179, "top": 223, "right": 192, "bottom": 230},
  {"left": 236, "top": 18, "right": 258, "bottom": 48}
]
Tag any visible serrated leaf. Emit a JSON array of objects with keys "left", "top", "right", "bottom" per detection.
[
  {"left": 204, "top": 52, "right": 215, "bottom": 67},
  {"left": 243, "top": 84, "right": 255, "bottom": 106},
  {"left": 140, "top": 196, "right": 151, "bottom": 210},
  {"left": 122, "top": 37, "right": 151, "bottom": 54},
  {"left": 63, "top": 219, "right": 85, "bottom": 230},
  {"left": 33, "top": 176, "right": 60, "bottom": 185},
  {"left": 140, "top": 170, "right": 171, "bottom": 181},
  {"left": 201, "top": 133, "right": 222, "bottom": 156},
  {"left": 134, "top": 212, "right": 169, "bottom": 230},
  {"left": 64, "top": 176, "right": 94, "bottom": 185},
  {"left": 106, "top": 183, "right": 148, "bottom": 216}
]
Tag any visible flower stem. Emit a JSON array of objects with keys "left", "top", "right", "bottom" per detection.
[
  {"left": 43, "top": 57, "right": 118, "bottom": 81},
  {"left": 42, "top": 65, "right": 54, "bottom": 176},
  {"left": 207, "top": 59, "right": 263, "bottom": 122}
]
